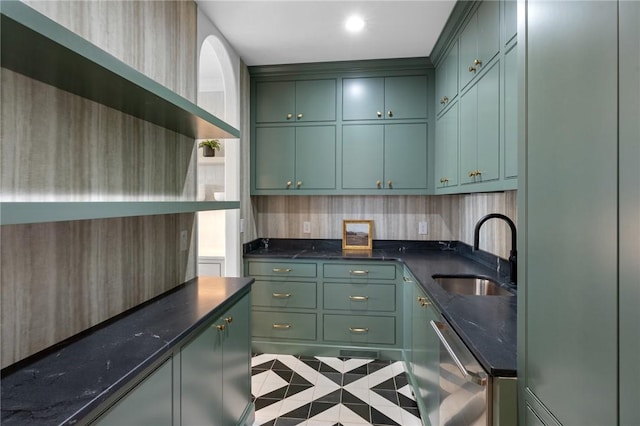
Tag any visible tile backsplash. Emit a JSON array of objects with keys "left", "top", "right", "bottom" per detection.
[{"left": 252, "top": 190, "right": 517, "bottom": 259}]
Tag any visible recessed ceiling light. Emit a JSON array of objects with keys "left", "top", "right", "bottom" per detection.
[{"left": 345, "top": 15, "right": 365, "bottom": 33}]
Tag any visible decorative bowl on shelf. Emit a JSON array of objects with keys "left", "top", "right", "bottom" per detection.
[{"left": 213, "top": 192, "right": 225, "bottom": 201}]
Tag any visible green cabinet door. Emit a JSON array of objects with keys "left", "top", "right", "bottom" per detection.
[
  {"left": 384, "top": 123, "right": 428, "bottom": 189},
  {"left": 181, "top": 319, "right": 224, "bottom": 425},
  {"left": 343, "top": 77, "right": 384, "bottom": 120},
  {"left": 255, "top": 127, "right": 295, "bottom": 189},
  {"left": 295, "top": 79, "right": 336, "bottom": 122},
  {"left": 95, "top": 359, "right": 173, "bottom": 426},
  {"left": 504, "top": 46, "right": 518, "bottom": 179},
  {"left": 295, "top": 126, "right": 336, "bottom": 189},
  {"left": 256, "top": 81, "right": 295, "bottom": 123},
  {"left": 522, "top": 1, "right": 618, "bottom": 425},
  {"left": 505, "top": 0, "right": 517, "bottom": 44},
  {"left": 460, "top": 61, "right": 499, "bottom": 185},
  {"left": 411, "top": 285, "right": 440, "bottom": 426},
  {"left": 384, "top": 76, "right": 428, "bottom": 120},
  {"left": 221, "top": 295, "right": 251, "bottom": 426},
  {"left": 619, "top": 2, "right": 640, "bottom": 425},
  {"left": 436, "top": 40, "right": 459, "bottom": 114},
  {"left": 256, "top": 79, "right": 336, "bottom": 123},
  {"left": 435, "top": 102, "right": 459, "bottom": 189},
  {"left": 459, "top": 0, "right": 500, "bottom": 90},
  {"left": 342, "top": 125, "right": 384, "bottom": 189}
]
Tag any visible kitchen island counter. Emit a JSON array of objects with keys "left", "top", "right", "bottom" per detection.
[{"left": 1, "top": 276, "right": 254, "bottom": 425}]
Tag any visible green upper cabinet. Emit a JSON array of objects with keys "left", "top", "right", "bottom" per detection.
[
  {"left": 343, "top": 75, "right": 428, "bottom": 121},
  {"left": 435, "top": 40, "right": 459, "bottom": 114},
  {"left": 434, "top": 102, "right": 459, "bottom": 191},
  {"left": 504, "top": 0, "right": 517, "bottom": 44},
  {"left": 255, "top": 79, "right": 336, "bottom": 123},
  {"left": 342, "top": 123, "right": 428, "bottom": 191},
  {"left": 459, "top": 61, "right": 499, "bottom": 186},
  {"left": 503, "top": 45, "right": 518, "bottom": 180},
  {"left": 459, "top": 0, "right": 500, "bottom": 91},
  {"left": 255, "top": 126, "right": 336, "bottom": 191}
]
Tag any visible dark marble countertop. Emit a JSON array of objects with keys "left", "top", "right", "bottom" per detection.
[
  {"left": 244, "top": 238, "right": 517, "bottom": 377},
  {"left": 1, "top": 276, "right": 254, "bottom": 426}
]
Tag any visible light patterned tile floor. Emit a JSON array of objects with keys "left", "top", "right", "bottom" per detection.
[{"left": 252, "top": 354, "right": 423, "bottom": 426}]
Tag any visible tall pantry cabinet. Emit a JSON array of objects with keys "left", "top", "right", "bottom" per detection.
[{"left": 518, "top": 1, "right": 639, "bottom": 425}]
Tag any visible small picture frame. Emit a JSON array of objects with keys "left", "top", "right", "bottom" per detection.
[{"left": 342, "top": 220, "right": 373, "bottom": 251}]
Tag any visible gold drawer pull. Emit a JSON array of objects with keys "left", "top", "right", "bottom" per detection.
[
  {"left": 349, "top": 295, "right": 369, "bottom": 301},
  {"left": 272, "top": 268, "right": 292, "bottom": 273},
  {"left": 214, "top": 324, "right": 225, "bottom": 331},
  {"left": 272, "top": 323, "right": 291, "bottom": 329},
  {"left": 272, "top": 293, "right": 292, "bottom": 298},
  {"left": 225, "top": 316, "right": 233, "bottom": 324},
  {"left": 349, "top": 270, "right": 369, "bottom": 276},
  {"left": 349, "top": 327, "right": 369, "bottom": 333},
  {"left": 417, "top": 296, "right": 431, "bottom": 307}
]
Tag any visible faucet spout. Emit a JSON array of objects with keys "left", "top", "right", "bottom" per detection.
[{"left": 473, "top": 213, "right": 517, "bottom": 285}]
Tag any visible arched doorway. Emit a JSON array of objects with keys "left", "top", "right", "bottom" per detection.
[{"left": 197, "top": 35, "right": 239, "bottom": 277}]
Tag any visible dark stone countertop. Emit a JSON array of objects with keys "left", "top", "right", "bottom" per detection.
[
  {"left": 244, "top": 238, "right": 517, "bottom": 377},
  {"left": 1, "top": 276, "right": 254, "bottom": 426}
]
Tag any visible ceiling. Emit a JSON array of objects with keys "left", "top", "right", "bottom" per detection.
[{"left": 196, "top": 1, "right": 457, "bottom": 67}]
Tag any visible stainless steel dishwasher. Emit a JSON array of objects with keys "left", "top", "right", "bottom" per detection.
[{"left": 430, "top": 319, "right": 489, "bottom": 426}]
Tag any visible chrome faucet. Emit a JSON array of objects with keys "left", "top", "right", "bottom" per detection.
[{"left": 473, "top": 213, "right": 517, "bottom": 285}]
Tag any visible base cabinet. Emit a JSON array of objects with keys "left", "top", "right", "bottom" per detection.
[
  {"left": 94, "top": 359, "right": 173, "bottom": 426},
  {"left": 181, "top": 294, "right": 251, "bottom": 426},
  {"left": 93, "top": 293, "right": 252, "bottom": 426},
  {"left": 248, "top": 259, "right": 403, "bottom": 356}
]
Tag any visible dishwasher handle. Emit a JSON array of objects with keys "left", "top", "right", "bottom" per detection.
[{"left": 430, "top": 320, "right": 488, "bottom": 386}]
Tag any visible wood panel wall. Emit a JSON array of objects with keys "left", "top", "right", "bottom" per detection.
[{"left": 0, "top": 1, "right": 198, "bottom": 368}]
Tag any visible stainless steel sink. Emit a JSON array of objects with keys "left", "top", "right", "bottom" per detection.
[{"left": 432, "top": 275, "right": 514, "bottom": 296}]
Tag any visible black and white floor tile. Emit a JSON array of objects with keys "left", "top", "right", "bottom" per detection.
[{"left": 251, "top": 353, "right": 423, "bottom": 426}]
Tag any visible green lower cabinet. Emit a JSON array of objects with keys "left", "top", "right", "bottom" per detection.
[
  {"left": 253, "top": 311, "right": 317, "bottom": 341},
  {"left": 180, "top": 294, "right": 251, "bottom": 426},
  {"left": 410, "top": 283, "right": 440, "bottom": 426},
  {"left": 342, "top": 123, "right": 428, "bottom": 191},
  {"left": 252, "top": 280, "right": 317, "bottom": 309},
  {"left": 323, "top": 282, "right": 395, "bottom": 312},
  {"left": 323, "top": 314, "right": 395, "bottom": 345},
  {"left": 93, "top": 359, "right": 173, "bottom": 426}
]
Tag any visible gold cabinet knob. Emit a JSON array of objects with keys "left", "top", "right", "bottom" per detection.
[
  {"left": 440, "top": 177, "right": 449, "bottom": 184},
  {"left": 476, "top": 170, "right": 482, "bottom": 175},
  {"left": 225, "top": 317, "right": 233, "bottom": 324},
  {"left": 469, "top": 66, "right": 477, "bottom": 73},
  {"left": 440, "top": 96, "right": 449, "bottom": 105},
  {"left": 474, "top": 59, "right": 482, "bottom": 66},
  {"left": 297, "top": 113, "right": 303, "bottom": 120},
  {"left": 387, "top": 111, "right": 393, "bottom": 118},
  {"left": 297, "top": 181, "right": 302, "bottom": 188},
  {"left": 377, "top": 111, "right": 382, "bottom": 118},
  {"left": 388, "top": 180, "right": 393, "bottom": 188},
  {"left": 469, "top": 171, "right": 476, "bottom": 177},
  {"left": 215, "top": 324, "right": 225, "bottom": 331},
  {"left": 286, "top": 113, "right": 293, "bottom": 120},
  {"left": 376, "top": 180, "right": 382, "bottom": 188},
  {"left": 286, "top": 181, "right": 292, "bottom": 188}
]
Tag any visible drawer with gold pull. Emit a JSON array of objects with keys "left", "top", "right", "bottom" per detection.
[
  {"left": 251, "top": 280, "right": 317, "bottom": 309},
  {"left": 252, "top": 311, "right": 317, "bottom": 341},
  {"left": 323, "top": 282, "right": 395, "bottom": 312},
  {"left": 247, "top": 261, "right": 317, "bottom": 278},
  {"left": 323, "top": 263, "right": 396, "bottom": 280},
  {"left": 323, "top": 314, "right": 395, "bottom": 345}
]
